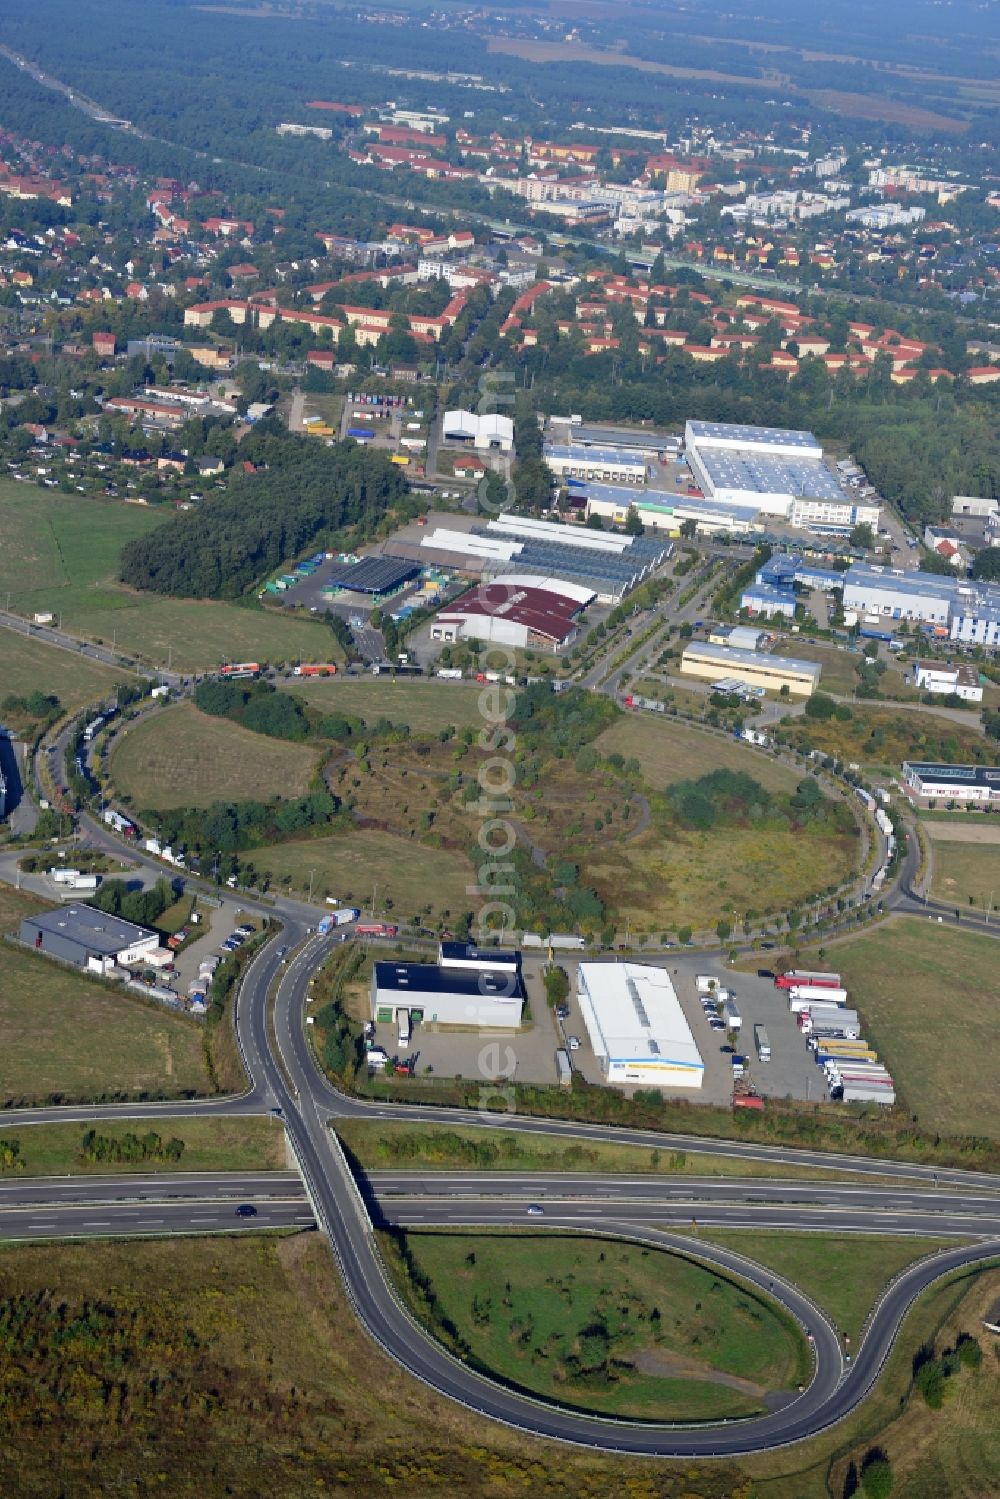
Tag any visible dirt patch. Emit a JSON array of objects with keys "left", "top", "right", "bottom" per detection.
[
  {"left": 631, "top": 1345, "right": 772, "bottom": 1400},
  {"left": 925, "top": 823, "right": 1000, "bottom": 844}
]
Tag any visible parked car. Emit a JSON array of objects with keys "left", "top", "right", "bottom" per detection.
[{"left": 568, "top": 1036, "right": 581, "bottom": 1051}]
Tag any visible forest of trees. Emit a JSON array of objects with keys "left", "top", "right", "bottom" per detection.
[{"left": 119, "top": 422, "right": 413, "bottom": 598}]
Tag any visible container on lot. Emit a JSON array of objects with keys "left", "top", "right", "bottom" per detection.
[
  {"left": 788, "top": 984, "right": 848, "bottom": 1006},
  {"left": 555, "top": 1049, "right": 572, "bottom": 1087},
  {"left": 775, "top": 970, "right": 841, "bottom": 991},
  {"left": 754, "top": 1024, "right": 771, "bottom": 1062},
  {"left": 841, "top": 1083, "right": 896, "bottom": 1105}
]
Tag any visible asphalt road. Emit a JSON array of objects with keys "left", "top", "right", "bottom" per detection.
[{"left": 4, "top": 909, "right": 1000, "bottom": 1455}]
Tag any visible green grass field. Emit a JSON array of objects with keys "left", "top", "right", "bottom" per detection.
[
  {"left": 595, "top": 714, "right": 800, "bottom": 794},
  {"left": 71, "top": 594, "right": 335, "bottom": 673},
  {"left": 0, "top": 629, "right": 136, "bottom": 709},
  {"left": 391, "top": 1231, "right": 807, "bottom": 1420},
  {"left": 0, "top": 1116, "right": 285, "bottom": 1176},
  {"left": 826, "top": 919, "right": 1000, "bottom": 1139},
  {"left": 281, "top": 677, "right": 484, "bottom": 733},
  {"left": 110, "top": 701, "right": 321, "bottom": 810},
  {"left": 688, "top": 1230, "right": 955, "bottom": 1343},
  {"left": 0, "top": 478, "right": 164, "bottom": 621},
  {"left": 0, "top": 884, "right": 214, "bottom": 1105},
  {"left": 929, "top": 839, "right": 1000, "bottom": 910},
  {"left": 250, "top": 827, "right": 475, "bottom": 919}
]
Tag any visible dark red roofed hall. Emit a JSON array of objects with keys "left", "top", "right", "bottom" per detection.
[{"left": 430, "top": 580, "right": 588, "bottom": 651}]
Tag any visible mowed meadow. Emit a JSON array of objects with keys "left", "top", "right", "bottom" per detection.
[
  {"left": 0, "top": 479, "right": 335, "bottom": 670},
  {"left": 110, "top": 702, "right": 321, "bottom": 810}
]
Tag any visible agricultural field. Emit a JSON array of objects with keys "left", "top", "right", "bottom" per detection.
[
  {"left": 110, "top": 701, "right": 321, "bottom": 810},
  {"left": 595, "top": 714, "right": 800, "bottom": 795},
  {"left": 390, "top": 1231, "right": 808, "bottom": 1421},
  {"left": 282, "top": 676, "right": 484, "bottom": 733},
  {"left": 0, "top": 1116, "right": 284, "bottom": 1176},
  {"left": 928, "top": 834, "right": 1000, "bottom": 911},
  {"left": 0, "top": 630, "right": 136, "bottom": 710},
  {"left": 249, "top": 827, "right": 475, "bottom": 920},
  {"left": 826, "top": 919, "right": 1000, "bottom": 1139},
  {"left": 0, "top": 882, "right": 213, "bottom": 1106}
]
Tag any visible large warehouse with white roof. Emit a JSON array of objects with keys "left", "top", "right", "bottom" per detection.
[
  {"left": 685, "top": 419, "right": 880, "bottom": 532},
  {"left": 577, "top": 962, "right": 704, "bottom": 1089}
]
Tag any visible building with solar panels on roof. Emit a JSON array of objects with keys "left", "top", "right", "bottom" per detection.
[
  {"left": 321, "top": 556, "right": 421, "bottom": 597},
  {"left": 371, "top": 942, "right": 525, "bottom": 1030},
  {"left": 685, "top": 419, "right": 880, "bottom": 532}
]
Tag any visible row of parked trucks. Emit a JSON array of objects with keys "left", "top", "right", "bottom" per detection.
[{"left": 776, "top": 969, "right": 895, "bottom": 1105}]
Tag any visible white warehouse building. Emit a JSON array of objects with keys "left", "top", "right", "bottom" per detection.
[
  {"left": 685, "top": 419, "right": 879, "bottom": 532},
  {"left": 577, "top": 962, "right": 704, "bottom": 1089}
]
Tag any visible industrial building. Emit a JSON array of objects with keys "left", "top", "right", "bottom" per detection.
[
  {"left": 913, "top": 661, "right": 983, "bottom": 702},
  {"left": 741, "top": 581, "right": 798, "bottom": 618},
  {"left": 442, "top": 410, "right": 514, "bottom": 453},
  {"left": 417, "top": 516, "right": 670, "bottom": 604},
  {"left": 371, "top": 942, "right": 525, "bottom": 1030},
  {"left": 709, "top": 624, "right": 769, "bottom": 651},
  {"left": 548, "top": 418, "right": 676, "bottom": 460},
  {"left": 20, "top": 905, "right": 161, "bottom": 975},
  {"left": 580, "top": 481, "right": 759, "bottom": 536},
  {"left": 321, "top": 556, "right": 421, "bottom": 596},
  {"left": 430, "top": 576, "right": 588, "bottom": 651},
  {"left": 543, "top": 442, "right": 648, "bottom": 486},
  {"left": 680, "top": 641, "right": 821, "bottom": 696},
  {"left": 742, "top": 553, "right": 848, "bottom": 617},
  {"left": 577, "top": 962, "right": 704, "bottom": 1089},
  {"left": 902, "top": 762, "right": 1000, "bottom": 806},
  {"left": 684, "top": 420, "right": 879, "bottom": 532},
  {"left": 842, "top": 564, "right": 1000, "bottom": 645}
]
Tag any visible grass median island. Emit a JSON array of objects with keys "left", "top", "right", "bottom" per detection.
[
  {"left": 336, "top": 1120, "right": 912, "bottom": 1184},
  {"left": 828, "top": 919, "right": 1000, "bottom": 1140},
  {"left": 0, "top": 1234, "right": 746, "bottom": 1498},
  {"left": 110, "top": 701, "right": 320, "bottom": 810},
  {"left": 383, "top": 1230, "right": 809, "bottom": 1421},
  {"left": 0, "top": 1116, "right": 286, "bottom": 1177},
  {"left": 683, "top": 1230, "right": 958, "bottom": 1344}
]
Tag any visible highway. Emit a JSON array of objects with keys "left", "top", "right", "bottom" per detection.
[{"left": 2, "top": 910, "right": 1000, "bottom": 1454}]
